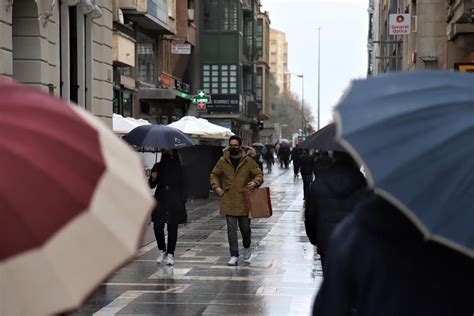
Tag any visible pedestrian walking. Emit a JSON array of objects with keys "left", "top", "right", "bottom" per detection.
[
  {"left": 263, "top": 146, "right": 275, "bottom": 173},
  {"left": 304, "top": 151, "right": 367, "bottom": 268},
  {"left": 278, "top": 145, "right": 291, "bottom": 169},
  {"left": 299, "top": 149, "right": 315, "bottom": 200},
  {"left": 252, "top": 145, "right": 264, "bottom": 171},
  {"left": 148, "top": 149, "right": 187, "bottom": 266},
  {"left": 313, "top": 193, "right": 474, "bottom": 316},
  {"left": 290, "top": 145, "right": 302, "bottom": 178},
  {"left": 210, "top": 135, "right": 264, "bottom": 266}
]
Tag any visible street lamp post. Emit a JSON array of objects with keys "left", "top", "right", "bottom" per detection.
[
  {"left": 317, "top": 27, "right": 321, "bottom": 130},
  {"left": 285, "top": 72, "right": 305, "bottom": 138},
  {"left": 296, "top": 74, "right": 304, "bottom": 138}
]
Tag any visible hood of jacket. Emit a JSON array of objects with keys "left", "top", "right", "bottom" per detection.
[
  {"left": 222, "top": 146, "right": 256, "bottom": 159},
  {"left": 318, "top": 163, "right": 367, "bottom": 198}
]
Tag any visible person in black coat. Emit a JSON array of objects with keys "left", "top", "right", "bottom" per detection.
[
  {"left": 290, "top": 146, "right": 303, "bottom": 178},
  {"left": 148, "top": 149, "right": 187, "bottom": 266},
  {"left": 263, "top": 146, "right": 275, "bottom": 173},
  {"left": 313, "top": 193, "right": 474, "bottom": 316},
  {"left": 305, "top": 151, "right": 367, "bottom": 268},
  {"left": 299, "top": 149, "right": 315, "bottom": 200}
]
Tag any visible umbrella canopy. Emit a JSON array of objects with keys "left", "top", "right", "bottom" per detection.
[
  {"left": 335, "top": 71, "right": 474, "bottom": 258},
  {"left": 168, "top": 116, "right": 234, "bottom": 139},
  {"left": 124, "top": 124, "right": 194, "bottom": 151},
  {"left": 299, "top": 123, "right": 346, "bottom": 151},
  {"left": 0, "top": 78, "right": 154, "bottom": 315},
  {"left": 112, "top": 113, "right": 150, "bottom": 135}
]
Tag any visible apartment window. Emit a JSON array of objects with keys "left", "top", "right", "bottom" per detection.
[
  {"left": 243, "top": 71, "right": 252, "bottom": 94},
  {"left": 256, "top": 20, "right": 263, "bottom": 58},
  {"left": 203, "top": 0, "right": 237, "bottom": 31},
  {"left": 137, "top": 35, "right": 155, "bottom": 83},
  {"left": 202, "top": 64, "right": 238, "bottom": 94},
  {"left": 222, "top": 1, "right": 238, "bottom": 31},
  {"left": 256, "top": 72, "right": 262, "bottom": 101},
  {"left": 203, "top": 0, "right": 218, "bottom": 29}
]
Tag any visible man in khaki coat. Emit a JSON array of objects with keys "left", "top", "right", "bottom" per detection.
[{"left": 210, "top": 135, "right": 264, "bottom": 265}]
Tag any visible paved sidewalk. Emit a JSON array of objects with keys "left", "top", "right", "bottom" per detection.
[{"left": 74, "top": 168, "right": 322, "bottom": 315}]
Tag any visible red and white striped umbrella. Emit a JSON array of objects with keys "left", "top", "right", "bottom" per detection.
[{"left": 0, "top": 77, "right": 154, "bottom": 315}]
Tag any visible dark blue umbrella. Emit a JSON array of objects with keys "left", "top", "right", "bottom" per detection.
[
  {"left": 124, "top": 124, "right": 194, "bottom": 151},
  {"left": 335, "top": 71, "right": 474, "bottom": 258}
]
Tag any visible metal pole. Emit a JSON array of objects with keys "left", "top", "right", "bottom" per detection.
[
  {"left": 317, "top": 27, "right": 321, "bottom": 130},
  {"left": 301, "top": 75, "right": 304, "bottom": 138}
]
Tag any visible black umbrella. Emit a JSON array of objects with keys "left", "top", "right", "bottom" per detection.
[
  {"left": 124, "top": 124, "right": 194, "bottom": 151},
  {"left": 299, "top": 123, "right": 346, "bottom": 151}
]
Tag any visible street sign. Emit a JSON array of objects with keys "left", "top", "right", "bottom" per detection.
[
  {"left": 193, "top": 90, "right": 211, "bottom": 112},
  {"left": 192, "top": 97, "right": 209, "bottom": 103},
  {"left": 389, "top": 14, "right": 411, "bottom": 35},
  {"left": 171, "top": 43, "right": 191, "bottom": 54}
]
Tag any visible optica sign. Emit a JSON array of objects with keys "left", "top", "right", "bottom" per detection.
[{"left": 389, "top": 14, "right": 411, "bottom": 35}]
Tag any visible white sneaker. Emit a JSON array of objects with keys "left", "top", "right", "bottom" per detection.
[
  {"left": 165, "top": 254, "right": 175, "bottom": 266},
  {"left": 156, "top": 250, "right": 166, "bottom": 264},
  {"left": 227, "top": 256, "right": 238, "bottom": 266},
  {"left": 243, "top": 248, "right": 251, "bottom": 262}
]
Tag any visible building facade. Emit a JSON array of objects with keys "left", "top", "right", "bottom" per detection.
[
  {"left": 1, "top": 0, "right": 113, "bottom": 126},
  {"left": 112, "top": 0, "right": 197, "bottom": 125},
  {"left": 369, "top": 0, "right": 474, "bottom": 75},
  {"left": 198, "top": 0, "right": 269, "bottom": 145},
  {"left": 269, "top": 28, "right": 289, "bottom": 94}
]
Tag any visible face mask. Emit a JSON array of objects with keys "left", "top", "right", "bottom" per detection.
[{"left": 229, "top": 147, "right": 240, "bottom": 155}]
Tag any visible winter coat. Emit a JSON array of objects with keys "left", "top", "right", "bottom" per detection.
[
  {"left": 278, "top": 146, "right": 291, "bottom": 161},
  {"left": 148, "top": 156, "right": 187, "bottom": 224},
  {"left": 263, "top": 149, "right": 274, "bottom": 163},
  {"left": 299, "top": 152, "right": 315, "bottom": 176},
  {"left": 305, "top": 163, "right": 367, "bottom": 259},
  {"left": 210, "top": 147, "right": 264, "bottom": 216},
  {"left": 290, "top": 147, "right": 303, "bottom": 165},
  {"left": 313, "top": 194, "right": 474, "bottom": 316}
]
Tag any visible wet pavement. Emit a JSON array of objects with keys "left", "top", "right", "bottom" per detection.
[{"left": 74, "top": 167, "right": 322, "bottom": 315}]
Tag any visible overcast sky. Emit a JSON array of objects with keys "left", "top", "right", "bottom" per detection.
[{"left": 261, "top": 0, "right": 369, "bottom": 128}]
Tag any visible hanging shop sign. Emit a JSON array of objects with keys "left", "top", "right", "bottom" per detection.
[{"left": 389, "top": 14, "right": 411, "bottom": 35}]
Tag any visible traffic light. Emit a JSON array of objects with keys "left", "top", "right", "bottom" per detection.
[{"left": 258, "top": 120, "right": 264, "bottom": 130}]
